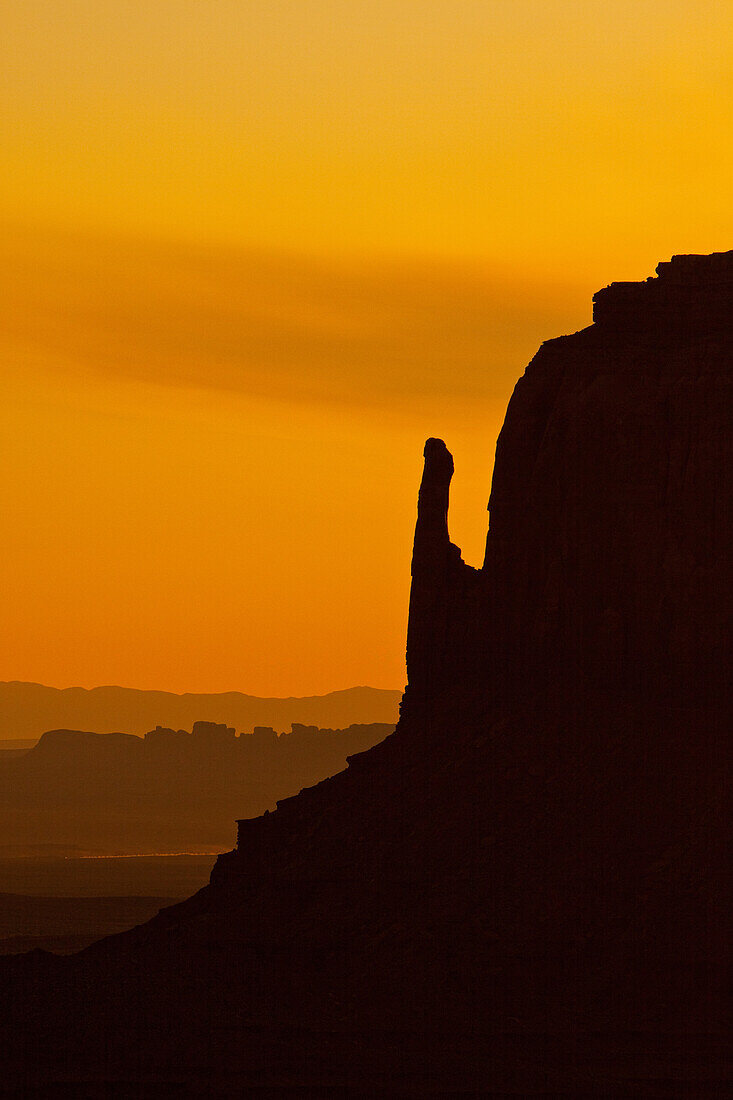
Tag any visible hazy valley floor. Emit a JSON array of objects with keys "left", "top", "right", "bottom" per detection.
[{"left": 0, "top": 856, "right": 216, "bottom": 957}]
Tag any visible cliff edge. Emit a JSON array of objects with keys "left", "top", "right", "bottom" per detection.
[{"left": 406, "top": 250, "right": 732, "bottom": 716}]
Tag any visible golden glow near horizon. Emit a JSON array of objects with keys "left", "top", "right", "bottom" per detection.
[{"left": 2, "top": 2, "right": 731, "bottom": 694}]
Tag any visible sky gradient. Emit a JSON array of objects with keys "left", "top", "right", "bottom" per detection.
[{"left": 2, "top": 2, "right": 731, "bottom": 694}]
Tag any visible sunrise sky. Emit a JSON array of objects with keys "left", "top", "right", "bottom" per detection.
[{"left": 2, "top": 1, "right": 731, "bottom": 695}]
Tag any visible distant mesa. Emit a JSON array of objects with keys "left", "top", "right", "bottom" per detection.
[
  {"left": 0, "top": 682, "right": 402, "bottom": 741},
  {"left": 0, "top": 720, "right": 394, "bottom": 853}
]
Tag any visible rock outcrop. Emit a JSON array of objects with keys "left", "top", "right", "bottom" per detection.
[
  {"left": 406, "top": 250, "right": 732, "bottom": 716},
  {"left": 1, "top": 252, "right": 730, "bottom": 1095}
]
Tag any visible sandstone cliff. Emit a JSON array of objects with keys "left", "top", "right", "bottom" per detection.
[
  {"left": 2, "top": 252, "right": 730, "bottom": 1096},
  {"left": 406, "top": 250, "right": 732, "bottom": 715}
]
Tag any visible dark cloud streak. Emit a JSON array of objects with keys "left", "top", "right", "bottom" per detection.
[{"left": 1, "top": 230, "right": 590, "bottom": 407}]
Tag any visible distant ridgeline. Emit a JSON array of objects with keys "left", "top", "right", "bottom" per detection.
[
  {"left": 0, "top": 721, "right": 393, "bottom": 853},
  {"left": 0, "top": 682, "right": 401, "bottom": 741}
]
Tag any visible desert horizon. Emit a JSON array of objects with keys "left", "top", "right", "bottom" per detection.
[
  {"left": 2, "top": 3, "right": 730, "bottom": 1095},
  {"left": 0, "top": 678, "right": 400, "bottom": 739}
]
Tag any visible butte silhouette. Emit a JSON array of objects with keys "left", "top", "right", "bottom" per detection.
[{"left": 2, "top": 251, "right": 730, "bottom": 1095}]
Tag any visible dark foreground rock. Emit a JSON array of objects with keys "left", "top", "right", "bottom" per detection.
[{"left": 1, "top": 252, "right": 731, "bottom": 1096}]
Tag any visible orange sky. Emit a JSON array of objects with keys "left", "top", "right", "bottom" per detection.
[{"left": 2, "top": 2, "right": 731, "bottom": 694}]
